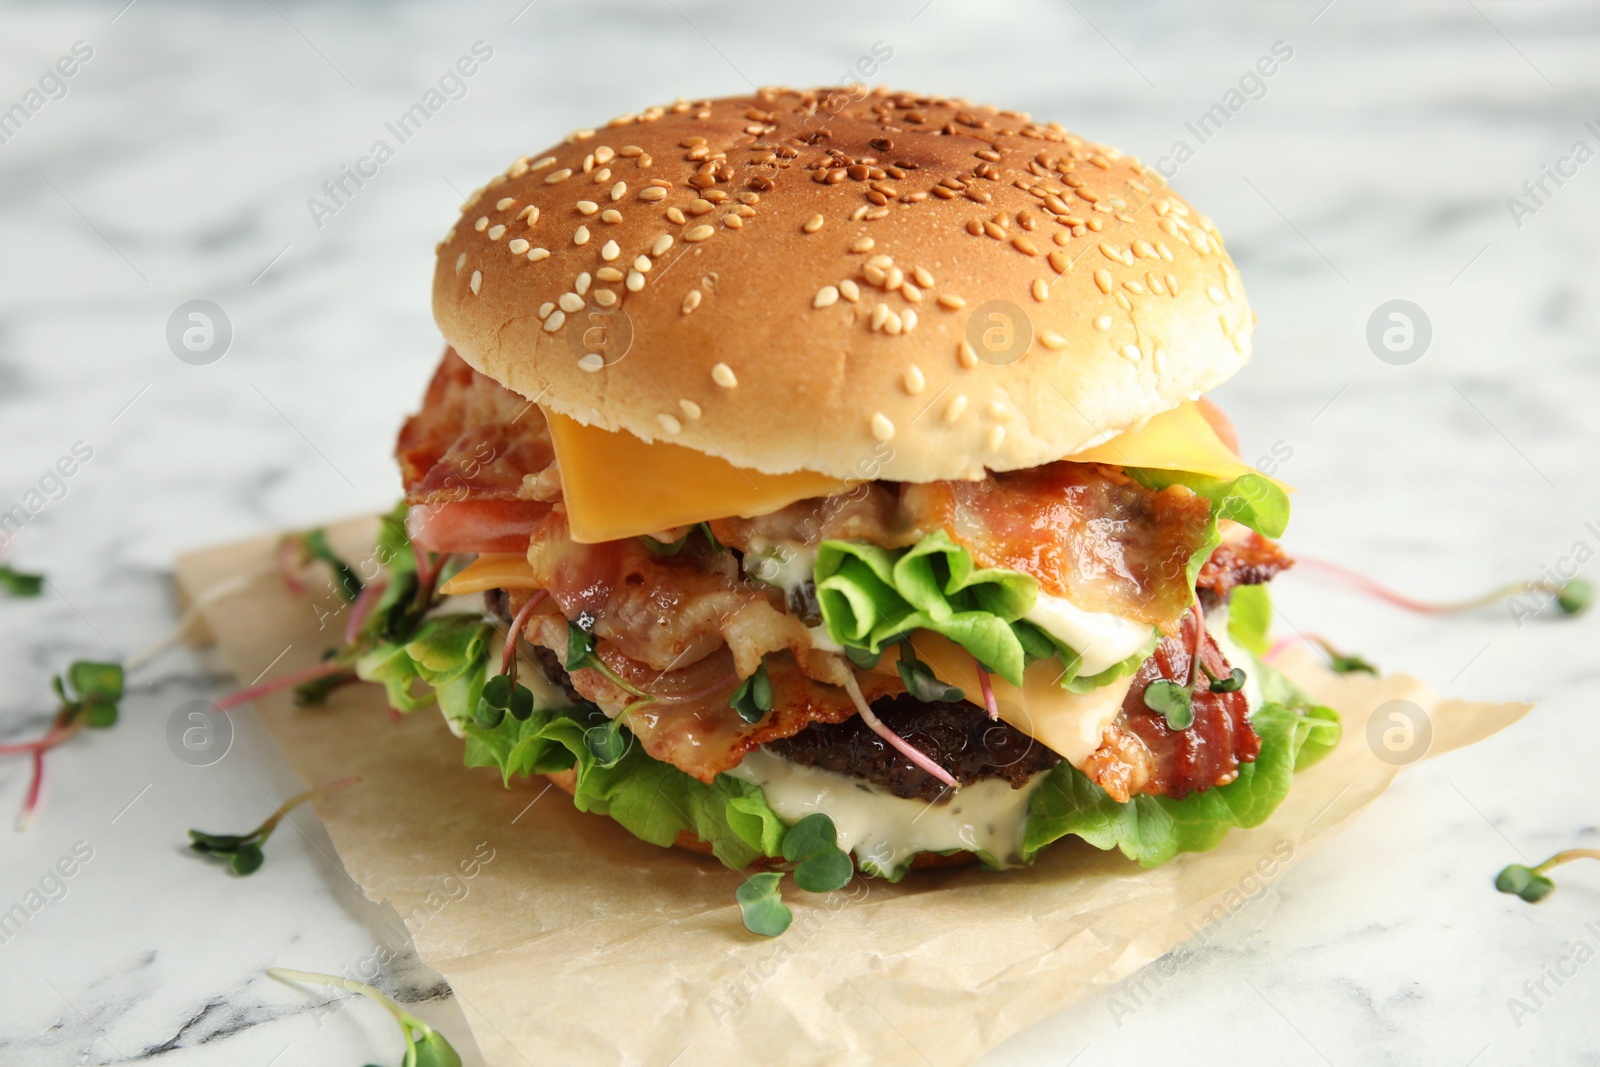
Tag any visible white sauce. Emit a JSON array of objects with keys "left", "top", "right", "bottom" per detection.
[
  {"left": 1023, "top": 591, "right": 1154, "bottom": 676},
  {"left": 728, "top": 749, "right": 1045, "bottom": 876}
]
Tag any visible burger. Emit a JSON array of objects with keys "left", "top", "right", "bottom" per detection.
[{"left": 366, "top": 87, "right": 1340, "bottom": 908}]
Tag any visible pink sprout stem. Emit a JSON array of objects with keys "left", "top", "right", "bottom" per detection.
[
  {"left": 1292, "top": 555, "right": 1519, "bottom": 615},
  {"left": 214, "top": 662, "right": 347, "bottom": 713},
  {"left": 343, "top": 579, "right": 388, "bottom": 646},
  {"left": 840, "top": 667, "right": 958, "bottom": 789},
  {"left": 975, "top": 662, "right": 1000, "bottom": 721},
  {"left": 500, "top": 591, "right": 548, "bottom": 678}
]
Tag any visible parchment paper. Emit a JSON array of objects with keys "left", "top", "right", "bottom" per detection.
[{"left": 174, "top": 516, "right": 1531, "bottom": 1067}]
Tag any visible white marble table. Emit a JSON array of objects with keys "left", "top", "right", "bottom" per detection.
[{"left": 2, "top": 2, "right": 1598, "bottom": 1063}]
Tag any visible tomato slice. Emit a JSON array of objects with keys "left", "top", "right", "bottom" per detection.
[{"left": 406, "top": 499, "right": 551, "bottom": 555}]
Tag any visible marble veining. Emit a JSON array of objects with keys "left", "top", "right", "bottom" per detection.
[{"left": 2, "top": 1, "right": 1599, "bottom": 1064}]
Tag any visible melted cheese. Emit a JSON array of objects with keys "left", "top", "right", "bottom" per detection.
[
  {"left": 544, "top": 399, "right": 1269, "bottom": 546},
  {"left": 546, "top": 413, "right": 850, "bottom": 543},
  {"left": 438, "top": 553, "right": 542, "bottom": 596},
  {"left": 1067, "top": 400, "right": 1262, "bottom": 480},
  {"left": 727, "top": 749, "right": 1044, "bottom": 874},
  {"left": 901, "top": 632, "right": 1132, "bottom": 768}
]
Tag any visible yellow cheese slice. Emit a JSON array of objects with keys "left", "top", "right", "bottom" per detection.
[
  {"left": 898, "top": 632, "right": 1132, "bottom": 769},
  {"left": 547, "top": 413, "right": 851, "bottom": 544},
  {"left": 1067, "top": 400, "right": 1259, "bottom": 480},
  {"left": 439, "top": 553, "right": 543, "bottom": 596}
]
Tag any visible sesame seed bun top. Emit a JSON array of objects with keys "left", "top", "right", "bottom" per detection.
[{"left": 432, "top": 87, "right": 1254, "bottom": 483}]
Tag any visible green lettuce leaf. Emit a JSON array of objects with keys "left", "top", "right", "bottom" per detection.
[
  {"left": 1022, "top": 657, "right": 1339, "bottom": 867},
  {"left": 1013, "top": 619, "right": 1157, "bottom": 694},
  {"left": 355, "top": 614, "right": 492, "bottom": 724},
  {"left": 1227, "top": 584, "right": 1274, "bottom": 658},
  {"left": 1129, "top": 469, "right": 1290, "bottom": 540},
  {"left": 815, "top": 531, "right": 1037, "bottom": 684},
  {"left": 464, "top": 701, "right": 786, "bottom": 869}
]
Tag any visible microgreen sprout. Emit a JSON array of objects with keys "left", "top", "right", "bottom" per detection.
[
  {"left": 728, "top": 661, "right": 773, "bottom": 724},
  {"left": 895, "top": 641, "right": 964, "bottom": 704},
  {"left": 563, "top": 618, "right": 648, "bottom": 698},
  {"left": 735, "top": 813, "right": 854, "bottom": 936},
  {"left": 1495, "top": 849, "right": 1600, "bottom": 904},
  {"left": 1, "top": 660, "right": 124, "bottom": 830},
  {"left": 188, "top": 775, "right": 358, "bottom": 875},
  {"left": 0, "top": 564, "right": 43, "bottom": 597},
  {"left": 1296, "top": 556, "right": 1593, "bottom": 620},
  {"left": 1264, "top": 632, "right": 1378, "bottom": 675},
  {"left": 267, "top": 967, "right": 462, "bottom": 1067}
]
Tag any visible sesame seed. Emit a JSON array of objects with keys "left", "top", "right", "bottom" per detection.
[
  {"left": 657, "top": 413, "right": 682, "bottom": 435},
  {"left": 1031, "top": 279, "right": 1049, "bottom": 302},
  {"left": 1166, "top": 273, "right": 1180, "bottom": 295},
  {"left": 1133, "top": 239, "right": 1157, "bottom": 259},
  {"left": 487, "top": 225, "right": 506, "bottom": 240},
  {"left": 559, "top": 293, "right": 585, "bottom": 313},
  {"left": 814, "top": 285, "right": 840, "bottom": 309},
  {"left": 1040, "top": 331, "right": 1068, "bottom": 350},
  {"left": 903, "top": 365, "right": 926, "bottom": 394},
  {"left": 454, "top": 252, "right": 467, "bottom": 274},
  {"left": 530, "top": 156, "right": 557, "bottom": 171},
  {"left": 684, "top": 225, "right": 714, "bottom": 242},
  {"left": 601, "top": 209, "right": 622, "bottom": 224},
  {"left": 839, "top": 279, "right": 861, "bottom": 302},
  {"left": 601, "top": 240, "right": 620, "bottom": 261},
  {"left": 652, "top": 234, "right": 674, "bottom": 256},
  {"left": 640, "top": 187, "right": 667, "bottom": 201},
  {"left": 885, "top": 310, "right": 904, "bottom": 335},
  {"left": 988, "top": 400, "right": 1014, "bottom": 422},
  {"left": 508, "top": 239, "right": 529, "bottom": 254},
  {"left": 595, "top": 146, "right": 616, "bottom": 164},
  {"left": 851, "top": 237, "right": 875, "bottom": 253},
  {"left": 1148, "top": 273, "right": 1166, "bottom": 296},
  {"left": 683, "top": 290, "right": 702, "bottom": 314},
  {"left": 577, "top": 201, "right": 599, "bottom": 215},
  {"left": 871, "top": 413, "right": 896, "bottom": 441},
  {"left": 1094, "top": 269, "right": 1114, "bottom": 294},
  {"left": 1047, "top": 250, "right": 1070, "bottom": 274},
  {"left": 1098, "top": 242, "right": 1122, "bottom": 262},
  {"left": 937, "top": 294, "right": 967, "bottom": 311},
  {"left": 596, "top": 266, "right": 623, "bottom": 282},
  {"left": 519, "top": 206, "right": 540, "bottom": 224},
  {"left": 496, "top": 197, "right": 516, "bottom": 211},
  {"left": 987, "top": 425, "right": 1006, "bottom": 450},
  {"left": 574, "top": 226, "right": 591, "bottom": 245},
  {"left": 803, "top": 214, "right": 825, "bottom": 234},
  {"left": 1115, "top": 292, "right": 1133, "bottom": 311},
  {"left": 712, "top": 362, "right": 737, "bottom": 388},
  {"left": 1121, "top": 344, "right": 1143, "bottom": 361},
  {"left": 538, "top": 302, "right": 555, "bottom": 318},
  {"left": 901, "top": 282, "right": 923, "bottom": 303},
  {"left": 626, "top": 269, "right": 645, "bottom": 291},
  {"left": 958, "top": 340, "right": 978, "bottom": 368},
  {"left": 943, "top": 394, "right": 968, "bottom": 422},
  {"left": 634, "top": 255, "right": 652, "bottom": 272},
  {"left": 1012, "top": 235, "right": 1040, "bottom": 256},
  {"left": 1123, "top": 280, "right": 1147, "bottom": 295},
  {"left": 871, "top": 303, "right": 890, "bottom": 331},
  {"left": 475, "top": 217, "right": 489, "bottom": 232},
  {"left": 469, "top": 270, "right": 482, "bottom": 295},
  {"left": 1157, "top": 242, "right": 1174, "bottom": 262},
  {"left": 544, "top": 309, "right": 565, "bottom": 332},
  {"left": 578, "top": 353, "right": 605, "bottom": 372},
  {"left": 595, "top": 289, "right": 618, "bottom": 307},
  {"left": 1207, "top": 285, "right": 1226, "bottom": 304},
  {"left": 723, "top": 214, "right": 743, "bottom": 229},
  {"left": 545, "top": 168, "right": 572, "bottom": 184},
  {"left": 864, "top": 264, "right": 887, "bottom": 287},
  {"left": 619, "top": 145, "right": 642, "bottom": 157},
  {"left": 903, "top": 308, "right": 918, "bottom": 332},
  {"left": 678, "top": 399, "right": 702, "bottom": 420},
  {"left": 1094, "top": 314, "right": 1113, "bottom": 331},
  {"left": 913, "top": 266, "right": 935, "bottom": 288},
  {"left": 688, "top": 198, "right": 715, "bottom": 216}
]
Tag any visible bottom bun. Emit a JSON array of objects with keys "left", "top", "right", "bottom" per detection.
[{"left": 541, "top": 769, "right": 975, "bottom": 873}]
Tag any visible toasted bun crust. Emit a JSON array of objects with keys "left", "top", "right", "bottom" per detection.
[
  {"left": 434, "top": 88, "right": 1253, "bottom": 482},
  {"left": 541, "top": 769, "right": 973, "bottom": 873}
]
